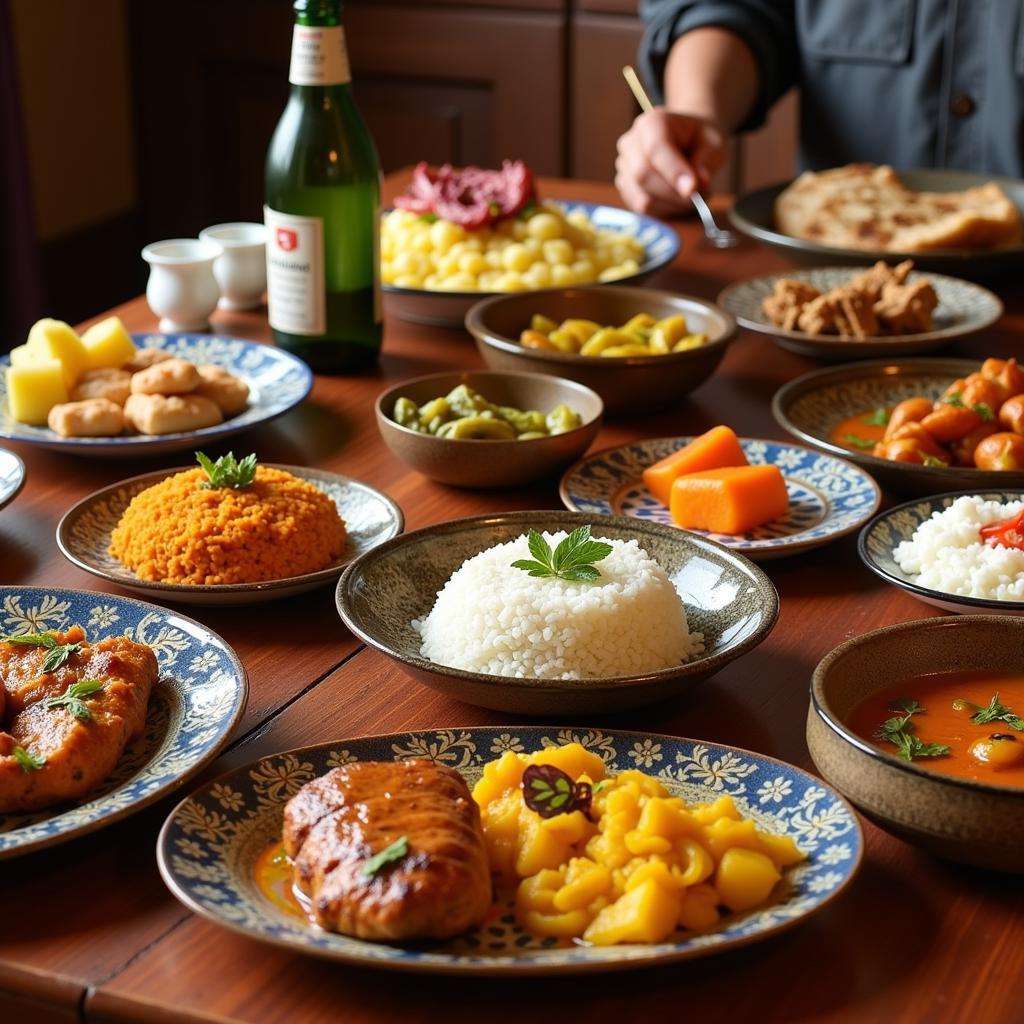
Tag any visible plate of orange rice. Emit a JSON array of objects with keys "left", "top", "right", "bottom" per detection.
[{"left": 55, "top": 454, "right": 404, "bottom": 605}]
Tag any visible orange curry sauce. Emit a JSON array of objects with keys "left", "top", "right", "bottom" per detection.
[
  {"left": 848, "top": 671, "right": 1024, "bottom": 785},
  {"left": 831, "top": 409, "right": 889, "bottom": 453},
  {"left": 254, "top": 841, "right": 308, "bottom": 921}
]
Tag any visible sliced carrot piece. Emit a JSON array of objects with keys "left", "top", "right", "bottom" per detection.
[
  {"left": 669, "top": 465, "right": 789, "bottom": 534},
  {"left": 641, "top": 426, "right": 748, "bottom": 507}
]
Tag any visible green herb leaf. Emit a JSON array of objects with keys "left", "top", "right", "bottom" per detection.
[
  {"left": 944, "top": 392, "right": 965, "bottom": 408},
  {"left": 362, "top": 836, "right": 409, "bottom": 877},
  {"left": 593, "top": 779, "right": 612, "bottom": 794},
  {"left": 921, "top": 453, "right": 948, "bottom": 468},
  {"left": 41, "top": 643, "right": 82, "bottom": 673},
  {"left": 521, "top": 764, "right": 594, "bottom": 820},
  {"left": 968, "top": 693, "right": 1024, "bottom": 731},
  {"left": 843, "top": 434, "right": 877, "bottom": 450},
  {"left": 196, "top": 451, "right": 258, "bottom": 490},
  {"left": 418, "top": 212, "right": 439, "bottom": 224},
  {"left": 44, "top": 679, "right": 104, "bottom": 721},
  {"left": 863, "top": 407, "right": 890, "bottom": 427},
  {"left": 12, "top": 746, "right": 46, "bottom": 773},
  {"left": 2, "top": 632, "right": 58, "bottom": 648},
  {"left": 876, "top": 699, "right": 951, "bottom": 761},
  {"left": 973, "top": 402, "right": 994, "bottom": 422},
  {"left": 511, "top": 527, "right": 612, "bottom": 583}
]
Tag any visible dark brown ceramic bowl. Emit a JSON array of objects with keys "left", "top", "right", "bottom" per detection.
[
  {"left": 376, "top": 370, "right": 603, "bottom": 489},
  {"left": 337, "top": 511, "right": 778, "bottom": 715},
  {"left": 466, "top": 287, "right": 736, "bottom": 415},
  {"left": 808, "top": 615, "right": 1024, "bottom": 872}
]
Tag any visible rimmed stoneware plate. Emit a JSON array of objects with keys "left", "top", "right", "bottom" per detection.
[
  {"left": 0, "top": 586, "right": 247, "bottom": 858},
  {"left": 157, "top": 726, "right": 862, "bottom": 975},
  {"left": 56, "top": 465, "right": 404, "bottom": 606},
  {"left": 718, "top": 267, "right": 1002, "bottom": 360},
  {"left": 858, "top": 490, "right": 1024, "bottom": 615},
  {"left": 559, "top": 438, "right": 879, "bottom": 561},
  {"left": 772, "top": 357, "right": 1024, "bottom": 495},
  {"left": 383, "top": 201, "right": 680, "bottom": 328},
  {"left": 335, "top": 511, "right": 778, "bottom": 715},
  {"left": 729, "top": 168, "right": 1024, "bottom": 276},
  {"left": 0, "top": 332, "right": 313, "bottom": 457},
  {"left": 0, "top": 448, "right": 25, "bottom": 511}
]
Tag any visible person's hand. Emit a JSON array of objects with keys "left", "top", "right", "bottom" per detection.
[{"left": 615, "top": 108, "right": 726, "bottom": 217}]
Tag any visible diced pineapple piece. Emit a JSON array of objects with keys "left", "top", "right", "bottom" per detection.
[
  {"left": 6, "top": 361, "right": 68, "bottom": 424},
  {"left": 9, "top": 344, "right": 34, "bottom": 367},
  {"left": 583, "top": 878, "right": 680, "bottom": 945},
  {"left": 714, "top": 848, "right": 781, "bottom": 912},
  {"left": 515, "top": 808, "right": 575, "bottom": 877},
  {"left": 677, "top": 884, "right": 720, "bottom": 931},
  {"left": 26, "top": 319, "right": 88, "bottom": 387},
  {"left": 529, "top": 742, "right": 606, "bottom": 783},
  {"left": 552, "top": 858, "right": 611, "bottom": 911},
  {"left": 81, "top": 316, "right": 136, "bottom": 370}
]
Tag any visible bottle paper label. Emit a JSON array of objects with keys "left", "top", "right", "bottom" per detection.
[
  {"left": 265, "top": 206, "right": 326, "bottom": 336},
  {"left": 289, "top": 25, "right": 350, "bottom": 86}
]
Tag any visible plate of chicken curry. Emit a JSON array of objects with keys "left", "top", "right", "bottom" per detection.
[
  {"left": 0, "top": 587, "right": 247, "bottom": 858},
  {"left": 158, "top": 727, "right": 861, "bottom": 974}
]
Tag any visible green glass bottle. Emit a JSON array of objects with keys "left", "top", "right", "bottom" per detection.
[{"left": 265, "top": 0, "right": 381, "bottom": 372}]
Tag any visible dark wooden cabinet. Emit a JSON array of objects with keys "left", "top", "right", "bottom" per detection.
[{"left": 127, "top": 1, "right": 795, "bottom": 240}]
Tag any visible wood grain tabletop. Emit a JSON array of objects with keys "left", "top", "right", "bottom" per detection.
[{"left": 1, "top": 174, "right": 1022, "bottom": 1024}]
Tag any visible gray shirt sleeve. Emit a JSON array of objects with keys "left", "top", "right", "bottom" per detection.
[{"left": 638, "top": 0, "right": 798, "bottom": 131}]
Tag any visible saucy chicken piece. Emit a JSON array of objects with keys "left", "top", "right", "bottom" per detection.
[
  {"left": 283, "top": 760, "right": 491, "bottom": 941},
  {"left": 0, "top": 629, "right": 157, "bottom": 813}
]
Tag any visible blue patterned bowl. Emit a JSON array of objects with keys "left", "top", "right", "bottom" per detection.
[
  {"left": 858, "top": 490, "right": 1024, "bottom": 615},
  {"left": 773, "top": 357, "right": 1024, "bottom": 495},
  {"left": 560, "top": 437, "right": 879, "bottom": 560},
  {"left": 0, "top": 586, "right": 247, "bottom": 858},
  {"left": 158, "top": 726, "right": 862, "bottom": 974},
  {"left": 383, "top": 201, "right": 680, "bottom": 328},
  {"left": 0, "top": 332, "right": 313, "bottom": 457},
  {"left": 0, "top": 448, "right": 25, "bottom": 512}
]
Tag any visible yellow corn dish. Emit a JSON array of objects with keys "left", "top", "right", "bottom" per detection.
[
  {"left": 520, "top": 312, "right": 709, "bottom": 357},
  {"left": 471, "top": 743, "right": 805, "bottom": 946},
  {"left": 380, "top": 204, "right": 646, "bottom": 292}
]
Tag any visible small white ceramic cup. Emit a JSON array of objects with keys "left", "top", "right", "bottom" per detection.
[
  {"left": 199, "top": 222, "right": 267, "bottom": 310},
  {"left": 142, "top": 239, "right": 222, "bottom": 333}
]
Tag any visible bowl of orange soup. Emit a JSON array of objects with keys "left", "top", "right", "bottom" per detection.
[{"left": 808, "top": 615, "right": 1024, "bottom": 871}]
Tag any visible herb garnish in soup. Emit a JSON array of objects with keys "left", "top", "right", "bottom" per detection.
[{"left": 848, "top": 671, "right": 1024, "bottom": 784}]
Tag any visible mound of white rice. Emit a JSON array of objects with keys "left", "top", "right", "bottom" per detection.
[
  {"left": 893, "top": 495, "right": 1024, "bottom": 601},
  {"left": 414, "top": 531, "right": 704, "bottom": 679}
]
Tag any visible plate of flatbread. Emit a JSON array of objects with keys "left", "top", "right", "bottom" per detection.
[{"left": 730, "top": 165, "right": 1024, "bottom": 275}]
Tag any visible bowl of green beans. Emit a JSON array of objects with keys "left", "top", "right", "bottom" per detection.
[{"left": 375, "top": 370, "right": 603, "bottom": 488}]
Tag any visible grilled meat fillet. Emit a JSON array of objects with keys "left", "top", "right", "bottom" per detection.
[
  {"left": 283, "top": 759, "right": 492, "bottom": 940},
  {"left": 0, "top": 627, "right": 157, "bottom": 813}
]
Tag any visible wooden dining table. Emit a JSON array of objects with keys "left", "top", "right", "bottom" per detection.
[{"left": 2, "top": 171, "right": 1022, "bottom": 1024}]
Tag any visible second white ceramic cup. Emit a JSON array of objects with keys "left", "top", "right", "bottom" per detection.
[
  {"left": 142, "top": 239, "right": 222, "bottom": 333},
  {"left": 199, "top": 222, "right": 267, "bottom": 310}
]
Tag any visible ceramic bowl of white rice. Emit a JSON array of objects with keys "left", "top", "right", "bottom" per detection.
[
  {"left": 858, "top": 491, "right": 1024, "bottom": 614},
  {"left": 336, "top": 511, "right": 778, "bottom": 714}
]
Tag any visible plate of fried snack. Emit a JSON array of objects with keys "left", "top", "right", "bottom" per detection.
[
  {"left": 158, "top": 728, "right": 860, "bottom": 973},
  {"left": 0, "top": 586, "right": 247, "bottom": 858},
  {"left": 0, "top": 317, "right": 312, "bottom": 456},
  {"left": 56, "top": 452, "right": 403, "bottom": 605},
  {"left": 718, "top": 261, "right": 1002, "bottom": 359}
]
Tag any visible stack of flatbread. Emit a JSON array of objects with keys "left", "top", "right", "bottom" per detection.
[{"left": 775, "top": 164, "right": 1021, "bottom": 252}]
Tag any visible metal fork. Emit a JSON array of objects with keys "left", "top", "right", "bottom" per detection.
[{"left": 622, "top": 66, "right": 739, "bottom": 249}]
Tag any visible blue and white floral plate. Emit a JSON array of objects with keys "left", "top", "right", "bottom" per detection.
[
  {"left": 0, "top": 447, "right": 25, "bottom": 511},
  {"left": 56, "top": 464, "right": 404, "bottom": 606},
  {"left": 383, "top": 201, "right": 680, "bottom": 327},
  {"left": 158, "top": 727, "right": 862, "bottom": 974},
  {"left": 560, "top": 438, "right": 880, "bottom": 560},
  {"left": 0, "top": 587, "right": 247, "bottom": 858},
  {"left": 0, "top": 333, "right": 313, "bottom": 457},
  {"left": 858, "top": 490, "right": 1024, "bottom": 616}
]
